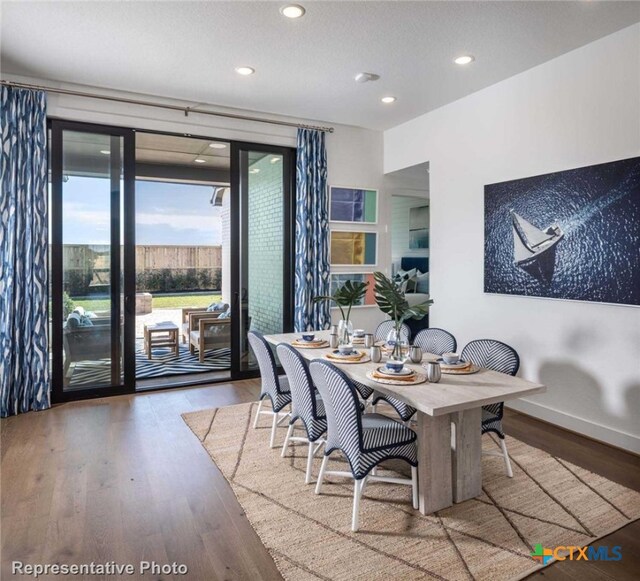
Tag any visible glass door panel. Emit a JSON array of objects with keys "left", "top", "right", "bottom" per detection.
[
  {"left": 232, "top": 146, "right": 294, "bottom": 376},
  {"left": 50, "top": 121, "right": 135, "bottom": 400}
]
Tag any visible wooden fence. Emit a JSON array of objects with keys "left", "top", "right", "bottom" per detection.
[
  {"left": 63, "top": 245, "right": 222, "bottom": 270},
  {"left": 62, "top": 245, "right": 223, "bottom": 294}
]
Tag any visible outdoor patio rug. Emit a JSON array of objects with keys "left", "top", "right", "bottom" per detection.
[
  {"left": 183, "top": 401, "right": 640, "bottom": 581},
  {"left": 69, "top": 344, "right": 230, "bottom": 386}
]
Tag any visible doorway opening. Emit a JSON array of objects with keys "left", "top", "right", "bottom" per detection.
[
  {"left": 385, "top": 161, "right": 430, "bottom": 336},
  {"left": 134, "top": 133, "right": 232, "bottom": 388}
]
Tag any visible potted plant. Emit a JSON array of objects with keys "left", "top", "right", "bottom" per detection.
[
  {"left": 313, "top": 280, "right": 369, "bottom": 344},
  {"left": 373, "top": 271, "right": 433, "bottom": 360}
]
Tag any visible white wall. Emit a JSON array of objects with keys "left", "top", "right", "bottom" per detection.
[
  {"left": 10, "top": 74, "right": 388, "bottom": 331},
  {"left": 325, "top": 125, "right": 390, "bottom": 330},
  {"left": 384, "top": 24, "right": 640, "bottom": 452}
]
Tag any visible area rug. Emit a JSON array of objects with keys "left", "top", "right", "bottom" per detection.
[
  {"left": 182, "top": 402, "right": 640, "bottom": 581},
  {"left": 69, "top": 345, "right": 230, "bottom": 386}
]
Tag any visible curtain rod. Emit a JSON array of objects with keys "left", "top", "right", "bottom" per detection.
[{"left": 0, "top": 79, "right": 335, "bottom": 133}]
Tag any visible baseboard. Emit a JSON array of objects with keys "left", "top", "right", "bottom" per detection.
[{"left": 505, "top": 398, "right": 640, "bottom": 455}]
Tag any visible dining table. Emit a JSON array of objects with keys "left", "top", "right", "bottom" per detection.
[{"left": 264, "top": 329, "right": 546, "bottom": 515}]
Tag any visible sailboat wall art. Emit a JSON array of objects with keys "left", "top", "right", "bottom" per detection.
[{"left": 484, "top": 156, "right": 640, "bottom": 306}]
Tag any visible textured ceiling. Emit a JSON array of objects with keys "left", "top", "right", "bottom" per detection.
[{"left": 2, "top": 1, "right": 639, "bottom": 130}]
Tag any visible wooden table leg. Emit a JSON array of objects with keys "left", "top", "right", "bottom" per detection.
[
  {"left": 144, "top": 326, "right": 150, "bottom": 359},
  {"left": 416, "top": 411, "right": 453, "bottom": 514},
  {"left": 173, "top": 330, "right": 179, "bottom": 356},
  {"left": 452, "top": 407, "right": 482, "bottom": 503}
]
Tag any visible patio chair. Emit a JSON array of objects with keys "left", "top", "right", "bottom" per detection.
[
  {"left": 181, "top": 302, "right": 229, "bottom": 343},
  {"left": 188, "top": 312, "right": 231, "bottom": 363},
  {"left": 63, "top": 316, "right": 112, "bottom": 375}
]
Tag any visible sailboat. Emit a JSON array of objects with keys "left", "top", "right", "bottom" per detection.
[{"left": 510, "top": 210, "right": 564, "bottom": 267}]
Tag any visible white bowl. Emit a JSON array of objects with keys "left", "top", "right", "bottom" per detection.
[
  {"left": 338, "top": 344, "right": 354, "bottom": 355},
  {"left": 442, "top": 352, "right": 460, "bottom": 364}
]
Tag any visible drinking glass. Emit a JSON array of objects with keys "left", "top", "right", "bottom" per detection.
[
  {"left": 370, "top": 345, "right": 382, "bottom": 363},
  {"left": 364, "top": 333, "right": 374, "bottom": 348}
]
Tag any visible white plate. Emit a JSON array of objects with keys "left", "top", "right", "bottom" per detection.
[
  {"left": 436, "top": 358, "right": 469, "bottom": 368},
  {"left": 376, "top": 366, "right": 415, "bottom": 377},
  {"left": 331, "top": 349, "right": 361, "bottom": 358}
]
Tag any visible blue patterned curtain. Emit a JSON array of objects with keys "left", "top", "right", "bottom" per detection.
[
  {"left": 294, "top": 128, "right": 330, "bottom": 331},
  {"left": 1, "top": 86, "right": 50, "bottom": 416}
]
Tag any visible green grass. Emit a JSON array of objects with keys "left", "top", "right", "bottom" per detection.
[
  {"left": 71, "top": 292, "right": 222, "bottom": 313},
  {"left": 152, "top": 293, "right": 221, "bottom": 309}
]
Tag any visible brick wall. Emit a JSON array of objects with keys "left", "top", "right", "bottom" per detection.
[{"left": 248, "top": 155, "right": 283, "bottom": 334}]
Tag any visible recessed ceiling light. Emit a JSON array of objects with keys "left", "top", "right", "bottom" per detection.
[
  {"left": 270, "top": 156, "right": 281, "bottom": 164},
  {"left": 280, "top": 4, "right": 305, "bottom": 18},
  {"left": 381, "top": 96, "right": 397, "bottom": 104},
  {"left": 209, "top": 142, "right": 227, "bottom": 149},
  {"left": 454, "top": 55, "right": 475, "bottom": 65},
  {"left": 249, "top": 168, "right": 260, "bottom": 174},
  {"left": 235, "top": 66, "right": 255, "bottom": 76},
  {"left": 100, "top": 150, "right": 110, "bottom": 155},
  {"left": 194, "top": 158, "right": 206, "bottom": 164}
]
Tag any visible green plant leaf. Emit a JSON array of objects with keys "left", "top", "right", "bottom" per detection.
[
  {"left": 313, "top": 280, "right": 369, "bottom": 310},
  {"left": 373, "top": 271, "right": 433, "bottom": 323}
]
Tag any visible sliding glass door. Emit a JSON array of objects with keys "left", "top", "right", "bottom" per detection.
[
  {"left": 231, "top": 144, "right": 295, "bottom": 377},
  {"left": 50, "top": 120, "right": 135, "bottom": 401},
  {"left": 49, "top": 121, "right": 295, "bottom": 398}
]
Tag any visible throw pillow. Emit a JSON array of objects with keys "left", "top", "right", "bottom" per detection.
[
  {"left": 65, "top": 312, "right": 81, "bottom": 329},
  {"left": 79, "top": 315, "right": 94, "bottom": 327},
  {"left": 394, "top": 268, "right": 417, "bottom": 292},
  {"left": 396, "top": 268, "right": 417, "bottom": 281},
  {"left": 207, "top": 301, "right": 229, "bottom": 312},
  {"left": 218, "top": 309, "right": 231, "bottom": 319},
  {"left": 415, "top": 271, "right": 429, "bottom": 294}
]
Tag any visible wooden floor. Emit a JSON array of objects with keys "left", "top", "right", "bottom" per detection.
[{"left": 1, "top": 381, "right": 638, "bottom": 580}]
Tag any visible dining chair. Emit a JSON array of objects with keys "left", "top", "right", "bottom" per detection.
[
  {"left": 247, "top": 331, "right": 292, "bottom": 448},
  {"left": 375, "top": 320, "right": 411, "bottom": 344},
  {"left": 460, "top": 339, "right": 520, "bottom": 477},
  {"left": 309, "top": 360, "right": 418, "bottom": 532},
  {"left": 276, "top": 343, "right": 327, "bottom": 484},
  {"left": 371, "top": 327, "right": 457, "bottom": 422},
  {"left": 413, "top": 327, "right": 457, "bottom": 355},
  {"left": 353, "top": 321, "right": 412, "bottom": 402}
]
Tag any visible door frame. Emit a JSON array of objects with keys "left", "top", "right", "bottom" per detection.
[
  {"left": 49, "top": 119, "right": 296, "bottom": 398},
  {"left": 49, "top": 119, "right": 136, "bottom": 403},
  {"left": 230, "top": 141, "right": 296, "bottom": 380}
]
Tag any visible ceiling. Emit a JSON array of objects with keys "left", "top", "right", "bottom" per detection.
[
  {"left": 3, "top": 2, "right": 639, "bottom": 130},
  {"left": 60, "top": 131, "right": 230, "bottom": 183},
  {"left": 136, "top": 133, "right": 229, "bottom": 169}
]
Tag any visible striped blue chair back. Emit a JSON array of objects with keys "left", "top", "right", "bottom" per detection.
[
  {"left": 309, "top": 360, "right": 363, "bottom": 463},
  {"left": 414, "top": 328, "right": 457, "bottom": 355},
  {"left": 461, "top": 339, "right": 520, "bottom": 420},
  {"left": 375, "top": 320, "right": 411, "bottom": 343},
  {"left": 276, "top": 343, "right": 325, "bottom": 441},
  {"left": 461, "top": 339, "right": 520, "bottom": 376},
  {"left": 248, "top": 331, "right": 286, "bottom": 405}
]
